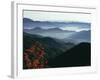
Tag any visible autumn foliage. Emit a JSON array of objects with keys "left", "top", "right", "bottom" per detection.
[{"left": 23, "top": 41, "right": 48, "bottom": 69}]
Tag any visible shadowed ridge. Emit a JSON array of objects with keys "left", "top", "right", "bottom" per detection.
[{"left": 48, "top": 42, "right": 91, "bottom": 67}]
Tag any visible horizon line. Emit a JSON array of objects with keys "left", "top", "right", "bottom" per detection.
[{"left": 23, "top": 17, "right": 91, "bottom": 24}]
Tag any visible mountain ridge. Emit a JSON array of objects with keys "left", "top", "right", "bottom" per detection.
[
  {"left": 48, "top": 42, "right": 91, "bottom": 67},
  {"left": 23, "top": 32, "right": 75, "bottom": 60},
  {"left": 23, "top": 18, "right": 90, "bottom": 29}
]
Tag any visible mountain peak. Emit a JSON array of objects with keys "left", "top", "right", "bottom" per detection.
[
  {"left": 48, "top": 28, "right": 62, "bottom": 31},
  {"left": 23, "top": 18, "right": 34, "bottom": 23},
  {"left": 33, "top": 27, "right": 43, "bottom": 30}
]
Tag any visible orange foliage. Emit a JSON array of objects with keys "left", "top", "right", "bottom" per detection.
[{"left": 23, "top": 41, "right": 48, "bottom": 69}]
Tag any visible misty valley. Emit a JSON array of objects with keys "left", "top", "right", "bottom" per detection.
[{"left": 23, "top": 18, "right": 91, "bottom": 69}]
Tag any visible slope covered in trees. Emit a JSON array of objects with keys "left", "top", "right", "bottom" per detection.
[
  {"left": 23, "top": 32, "right": 75, "bottom": 69},
  {"left": 48, "top": 43, "right": 91, "bottom": 67}
]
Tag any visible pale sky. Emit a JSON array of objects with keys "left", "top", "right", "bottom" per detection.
[{"left": 23, "top": 10, "right": 91, "bottom": 23}]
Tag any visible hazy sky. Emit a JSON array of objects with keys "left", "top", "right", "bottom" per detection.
[
  {"left": 23, "top": 10, "right": 91, "bottom": 32},
  {"left": 23, "top": 10, "right": 91, "bottom": 23}
]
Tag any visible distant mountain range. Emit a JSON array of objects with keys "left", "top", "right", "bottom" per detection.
[
  {"left": 23, "top": 18, "right": 91, "bottom": 43},
  {"left": 24, "top": 27, "right": 75, "bottom": 39},
  {"left": 72, "top": 30, "right": 90, "bottom": 42},
  {"left": 23, "top": 18, "right": 90, "bottom": 29},
  {"left": 24, "top": 27, "right": 90, "bottom": 43},
  {"left": 24, "top": 27, "right": 74, "bottom": 33},
  {"left": 63, "top": 30, "right": 91, "bottom": 43}
]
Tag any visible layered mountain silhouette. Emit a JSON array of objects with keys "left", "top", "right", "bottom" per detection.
[
  {"left": 23, "top": 18, "right": 90, "bottom": 40},
  {"left": 24, "top": 27, "right": 75, "bottom": 35},
  {"left": 23, "top": 32, "right": 75, "bottom": 60},
  {"left": 24, "top": 27, "right": 75, "bottom": 39},
  {"left": 23, "top": 18, "right": 90, "bottom": 29},
  {"left": 68, "top": 30, "right": 90, "bottom": 42},
  {"left": 24, "top": 27, "right": 63, "bottom": 32},
  {"left": 23, "top": 18, "right": 91, "bottom": 68},
  {"left": 63, "top": 30, "right": 91, "bottom": 43},
  {"left": 48, "top": 42, "right": 91, "bottom": 67}
]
